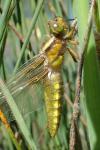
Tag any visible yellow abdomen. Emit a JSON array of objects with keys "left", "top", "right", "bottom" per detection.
[{"left": 44, "top": 71, "right": 63, "bottom": 137}]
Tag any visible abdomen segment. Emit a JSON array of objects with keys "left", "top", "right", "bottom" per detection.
[{"left": 44, "top": 71, "right": 63, "bottom": 137}]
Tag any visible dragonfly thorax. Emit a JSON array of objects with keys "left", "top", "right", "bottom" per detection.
[{"left": 46, "top": 37, "right": 66, "bottom": 70}]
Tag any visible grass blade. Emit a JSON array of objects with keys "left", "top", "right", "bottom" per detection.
[
  {"left": 0, "top": 0, "right": 12, "bottom": 42},
  {"left": 73, "top": 0, "right": 100, "bottom": 149},
  {"left": 0, "top": 79, "right": 37, "bottom": 150},
  {"left": 0, "top": 110, "right": 21, "bottom": 150},
  {"left": 13, "top": 0, "right": 45, "bottom": 73}
]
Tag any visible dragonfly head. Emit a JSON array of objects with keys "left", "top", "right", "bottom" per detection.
[{"left": 48, "top": 17, "right": 68, "bottom": 37}]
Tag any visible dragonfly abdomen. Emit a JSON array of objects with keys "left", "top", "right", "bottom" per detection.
[{"left": 44, "top": 71, "right": 63, "bottom": 137}]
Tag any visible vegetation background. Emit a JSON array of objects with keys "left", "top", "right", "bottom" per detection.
[{"left": 0, "top": 0, "right": 100, "bottom": 150}]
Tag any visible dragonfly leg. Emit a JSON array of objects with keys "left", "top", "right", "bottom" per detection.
[
  {"left": 64, "top": 19, "right": 77, "bottom": 39},
  {"left": 68, "top": 39, "right": 79, "bottom": 45},
  {"left": 66, "top": 29, "right": 75, "bottom": 39},
  {"left": 67, "top": 47, "right": 80, "bottom": 62}
]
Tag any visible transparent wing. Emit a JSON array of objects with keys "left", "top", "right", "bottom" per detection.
[
  {"left": 0, "top": 53, "right": 48, "bottom": 122},
  {"left": 0, "top": 83, "right": 45, "bottom": 123}
]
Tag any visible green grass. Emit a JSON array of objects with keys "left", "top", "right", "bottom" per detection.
[{"left": 0, "top": 0, "right": 100, "bottom": 149}]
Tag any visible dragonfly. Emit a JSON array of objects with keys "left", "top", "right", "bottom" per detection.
[{"left": 0, "top": 17, "right": 79, "bottom": 137}]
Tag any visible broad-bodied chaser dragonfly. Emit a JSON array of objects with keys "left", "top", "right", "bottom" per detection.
[{"left": 0, "top": 17, "right": 79, "bottom": 137}]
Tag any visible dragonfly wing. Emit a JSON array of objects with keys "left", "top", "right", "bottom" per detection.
[
  {"left": 0, "top": 83, "right": 45, "bottom": 122},
  {"left": 0, "top": 53, "right": 47, "bottom": 102},
  {"left": 0, "top": 53, "right": 48, "bottom": 122}
]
